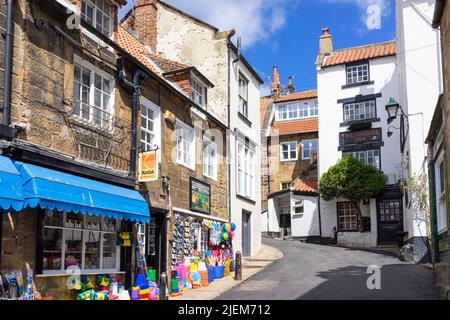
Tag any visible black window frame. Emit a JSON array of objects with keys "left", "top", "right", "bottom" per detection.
[
  {"left": 343, "top": 60, "right": 374, "bottom": 88},
  {"left": 342, "top": 99, "right": 378, "bottom": 124},
  {"left": 342, "top": 147, "right": 382, "bottom": 172}
]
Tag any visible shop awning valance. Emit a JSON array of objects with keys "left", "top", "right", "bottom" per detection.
[
  {"left": 0, "top": 155, "right": 24, "bottom": 212},
  {"left": 14, "top": 161, "right": 150, "bottom": 223}
]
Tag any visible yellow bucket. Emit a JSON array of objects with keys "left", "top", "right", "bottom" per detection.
[{"left": 224, "top": 260, "right": 232, "bottom": 277}]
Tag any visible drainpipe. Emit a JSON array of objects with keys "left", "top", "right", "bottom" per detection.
[
  {"left": 317, "top": 195, "right": 323, "bottom": 243},
  {"left": 117, "top": 58, "right": 147, "bottom": 177},
  {"left": 226, "top": 46, "right": 232, "bottom": 222},
  {"left": 428, "top": 161, "right": 439, "bottom": 264},
  {"left": 1, "top": 0, "right": 15, "bottom": 137}
]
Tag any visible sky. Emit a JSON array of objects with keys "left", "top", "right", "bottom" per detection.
[{"left": 119, "top": 0, "right": 396, "bottom": 96}]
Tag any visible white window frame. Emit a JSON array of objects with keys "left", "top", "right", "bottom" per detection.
[
  {"left": 42, "top": 210, "right": 120, "bottom": 275},
  {"left": 175, "top": 119, "right": 196, "bottom": 171},
  {"left": 140, "top": 98, "right": 161, "bottom": 156},
  {"left": 190, "top": 75, "right": 206, "bottom": 109},
  {"left": 236, "top": 139, "right": 256, "bottom": 200},
  {"left": 81, "top": 0, "right": 113, "bottom": 37},
  {"left": 435, "top": 152, "right": 447, "bottom": 233},
  {"left": 302, "top": 139, "right": 318, "bottom": 160},
  {"left": 203, "top": 135, "right": 217, "bottom": 180},
  {"left": 275, "top": 100, "right": 318, "bottom": 121},
  {"left": 344, "top": 149, "right": 381, "bottom": 171},
  {"left": 343, "top": 100, "right": 376, "bottom": 122},
  {"left": 280, "top": 182, "right": 291, "bottom": 190},
  {"left": 293, "top": 200, "right": 304, "bottom": 215},
  {"left": 280, "top": 141, "right": 298, "bottom": 161},
  {"left": 73, "top": 55, "right": 115, "bottom": 131},
  {"left": 238, "top": 72, "right": 249, "bottom": 118},
  {"left": 346, "top": 63, "right": 369, "bottom": 85}
]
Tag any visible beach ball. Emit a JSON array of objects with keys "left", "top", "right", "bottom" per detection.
[
  {"left": 223, "top": 223, "right": 231, "bottom": 232},
  {"left": 229, "top": 231, "right": 234, "bottom": 240},
  {"left": 221, "top": 232, "right": 229, "bottom": 241},
  {"left": 231, "top": 222, "right": 236, "bottom": 231}
]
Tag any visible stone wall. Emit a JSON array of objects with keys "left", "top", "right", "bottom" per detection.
[
  {"left": 268, "top": 132, "right": 318, "bottom": 194},
  {"left": 443, "top": 3, "right": 450, "bottom": 231}
]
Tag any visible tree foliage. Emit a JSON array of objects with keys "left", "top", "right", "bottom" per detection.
[{"left": 319, "top": 156, "right": 387, "bottom": 231}]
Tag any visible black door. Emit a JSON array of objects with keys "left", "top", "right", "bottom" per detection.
[{"left": 377, "top": 199, "right": 403, "bottom": 245}]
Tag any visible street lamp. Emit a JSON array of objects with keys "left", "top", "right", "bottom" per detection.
[{"left": 385, "top": 98, "right": 400, "bottom": 124}]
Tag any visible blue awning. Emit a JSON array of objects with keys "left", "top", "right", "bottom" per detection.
[
  {"left": 14, "top": 161, "right": 150, "bottom": 223},
  {"left": 0, "top": 155, "right": 24, "bottom": 212}
]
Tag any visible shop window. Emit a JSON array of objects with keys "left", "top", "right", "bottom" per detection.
[
  {"left": 337, "top": 202, "right": 358, "bottom": 231},
  {"left": 146, "top": 217, "right": 157, "bottom": 256},
  {"left": 200, "top": 228, "right": 209, "bottom": 252},
  {"left": 42, "top": 210, "right": 120, "bottom": 274}
]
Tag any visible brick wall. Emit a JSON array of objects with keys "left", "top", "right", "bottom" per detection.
[
  {"left": 268, "top": 132, "right": 318, "bottom": 194},
  {"left": 123, "top": 0, "right": 158, "bottom": 53}
]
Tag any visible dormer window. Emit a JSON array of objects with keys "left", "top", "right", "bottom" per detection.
[
  {"left": 346, "top": 62, "right": 369, "bottom": 85},
  {"left": 81, "top": 0, "right": 112, "bottom": 37},
  {"left": 190, "top": 77, "right": 206, "bottom": 109}
]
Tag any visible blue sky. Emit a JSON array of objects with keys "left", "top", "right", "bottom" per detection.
[{"left": 119, "top": 0, "right": 395, "bottom": 95}]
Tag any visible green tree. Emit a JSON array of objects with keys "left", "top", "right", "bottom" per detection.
[{"left": 319, "top": 156, "right": 387, "bottom": 232}]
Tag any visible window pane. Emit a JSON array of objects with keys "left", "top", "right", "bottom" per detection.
[
  {"left": 84, "top": 231, "right": 101, "bottom": 270},
  {"left": 43, "top": 228, "right": 63, "bottom": 270},
  {"left": 44, "top": 210, "right": 63, "bottom": 227},
  {"left": 64, "top": 229, "right": 82, "bottom": 269}
]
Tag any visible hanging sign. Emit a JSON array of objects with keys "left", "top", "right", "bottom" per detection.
[{"left": 138, "top": 150, "right": 158, "bottom": 182}]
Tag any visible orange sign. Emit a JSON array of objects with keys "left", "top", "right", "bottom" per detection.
[{"left": 138, "top": 150, "right": 158, "bottom": 182}]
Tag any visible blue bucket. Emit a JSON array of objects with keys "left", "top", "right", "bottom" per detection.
[
  {"left": 214, "top": 265, "right": 225, "bottom": 279},
  {"left": 208, "top": 267, "right": 215, "bottom": 283}
]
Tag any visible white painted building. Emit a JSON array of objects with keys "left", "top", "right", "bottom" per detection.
[
  {"left": 316, "top": 28, "right": 404, "bottom": 248},
  {"left": 125, "top": 0, "right": 263, "bottom": 256},
  {"left": 396, "top": 0, "right": 443, "bottom": 262}
]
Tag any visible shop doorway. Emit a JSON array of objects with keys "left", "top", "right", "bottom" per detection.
[
  {"left": 377, "top": 199, "right": 403, "bottom": 245},
  {"left": 242, "top": 211, "right": 251, "bottom": 257},
  {"left": 146, "top": 212, "right": 164, "bottom": 280}
]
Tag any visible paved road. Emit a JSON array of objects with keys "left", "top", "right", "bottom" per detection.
[{"left": 217, "top": 238, "right": 442, "bottom": 300}]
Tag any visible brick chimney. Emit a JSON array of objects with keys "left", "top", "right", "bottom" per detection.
[
  {"left": 319, "top": 27, "right": 333, "bottom": 55},
  {"left": 271, "top": 65, "right": 282, "bottom": 97},
  {"left": 129, "top": 0, "right": 158, "bottom": 52},
  {"left": 287, "top": 76, "right": 295, "bottom": 94}
]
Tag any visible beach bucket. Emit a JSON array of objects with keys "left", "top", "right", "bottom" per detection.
[
  {"left": 199, "top": 270, "right": 209, "bottom": 287},
  {"left": 170, "top": 279, "right": 179, "bottom": 293},
  {"left": 214, "top": 265, "right": 225, "bottom": 279},
  {"left": 224, "top": 260, "right": 232, "bottom": 277},
  {"left": 208, "top": 266, "right": 215, "bottom": 283},
  {"left": 147, "top": 269, "right": 156, "bottom": 282}
]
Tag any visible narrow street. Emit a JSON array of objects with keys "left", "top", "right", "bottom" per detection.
[{"left": 217, "top": 238, "right": 442, "bottom": 300}]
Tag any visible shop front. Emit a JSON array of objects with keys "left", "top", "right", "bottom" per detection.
[{"left": 0, "top": 156, "right": 151, "bottom": 300}]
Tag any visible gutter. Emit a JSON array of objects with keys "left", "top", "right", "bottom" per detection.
[
  {"left": 432, "top": 0, "right": 446, "bottom": 29},
  {"left": 0, "top": 0, "right": 16, "bottom": 139}
]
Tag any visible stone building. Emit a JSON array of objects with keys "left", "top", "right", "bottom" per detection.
[
  {"left": 427, "top": 0, "right": 450, "bottom": 291},
  {"left": 122, "top": 0, "right": 263, "bottom": 257},
  {"left": 260, "top": 66, "right": 320, "bottom": 240},
  {"left": 0, "top": 0, "right": 227, "bottom": 299}
]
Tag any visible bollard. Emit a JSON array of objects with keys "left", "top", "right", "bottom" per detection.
[
  {"left": 234, "top": 251, "right": 242, "bottom": 281},
  {"left": 159, "top": 272, "right": 168, "bottom": 300}
]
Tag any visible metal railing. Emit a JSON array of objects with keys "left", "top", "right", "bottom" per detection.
[{"left": 71, "top": 101, "right": 117, "bottom": 133}]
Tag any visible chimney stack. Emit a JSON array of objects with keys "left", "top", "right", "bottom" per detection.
[
  {"left": 271, "top": 65, "right": 282, "bottom": 97},
  {"left": 127, "top": 0, "right": 158, "bottom": 53},
  {"left": 287, "top": 76, "right": 295, "bottom": 94},
  {"left": 319, "top": 27, "right": 333, "bottom": 56}
]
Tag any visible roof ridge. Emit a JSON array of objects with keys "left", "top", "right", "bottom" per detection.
[{"left": 332, "top": 40, "right": 396, "bottom": 53}]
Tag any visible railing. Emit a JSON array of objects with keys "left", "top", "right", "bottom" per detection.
[{"left": 71, "top": 101, "right": 116, "bottom": 133}]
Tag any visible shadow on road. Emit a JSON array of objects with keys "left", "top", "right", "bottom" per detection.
[{"left": 297, "top": 264, "right": 442, "bottom": 300}]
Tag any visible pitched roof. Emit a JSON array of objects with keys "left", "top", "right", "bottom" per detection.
[
  {"left": 115, "top": 26, "right": 165, "bottom": 79},
  {"left": 322, "top": 41, "right": 396, "bottom": 67},
  {"left": 271, "top": 118, "right": 318, "bottom": 135},
  {"left": 274, "top": 89, "right": 318, "bottom": 103},
  {"left": 260, "top": 96, "right": 272, "bottom": 128},
  {"left": 292, "top": 178, "right": 318, "bottom": 193}
]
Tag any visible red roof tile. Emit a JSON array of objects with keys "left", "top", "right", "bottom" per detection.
[
  {"left": 274, "top": 90, "right": 318, "bottom": 103},
  {"left": 292, "top": 178, "right": 318, "bottom": 193},
  {"left": 322, "top": 41, "right": 396, "bottom": 67},
  {"left": 271, "top": 118, "right": 318, "bottom": 135},
  {"left": 260, "top": 96, "right": 271, "bottom": 128}
]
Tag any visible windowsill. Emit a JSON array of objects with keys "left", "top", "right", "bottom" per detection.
[
  {"left": 36, "top": 271, "right": 125, "bottom": 277},
  {"left": 236, "top": 194, "right": 256, "bottom": 205},
  {"left": 238, "top": 112, "right": 252, "bottom": 127},
  {"left": 275, "top": 116, "right": 318, "bottom": 122},
  {"left": 176, "top": 160, "right": 196, "bottom": 172},
  {"left": 280, "top": 158, "right": 298, "bottom": 162},
  {"left": 203, "top": 173, "right": 217, "bottom": 182},
  {"left": 341, "top": 80, "right": 374, "bottom": 89}
]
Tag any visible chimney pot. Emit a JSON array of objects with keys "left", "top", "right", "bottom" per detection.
[{"left": 322, "top": 28, "right": 330, "bottom": 35}]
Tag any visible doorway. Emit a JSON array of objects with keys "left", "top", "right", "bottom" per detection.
[
  {"left": 242, "top": 211, "right": 252, "bottom": 257},
  {"left": 377, "top": 199, "right": 404, "bottom": 245}
]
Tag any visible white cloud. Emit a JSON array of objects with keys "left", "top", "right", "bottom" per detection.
[
  {"left": 321, "top": 0, "right": 391, "bottom": 30},
  {"left": 164, "top": 0, "right": 299, "bottom": 48}
]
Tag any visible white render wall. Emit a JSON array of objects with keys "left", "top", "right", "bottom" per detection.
[
  {"left": 229, "top": 49, "right": 262, "bottom": 256},
  {"left": 290, "top": 194, "right": 320, "bottom": 238},
  {"left": 317, "top": 55, "right": 401, "bottom": 247},
  {"left": 396, "top": 0, "right": 442, "bottom": 241}
]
